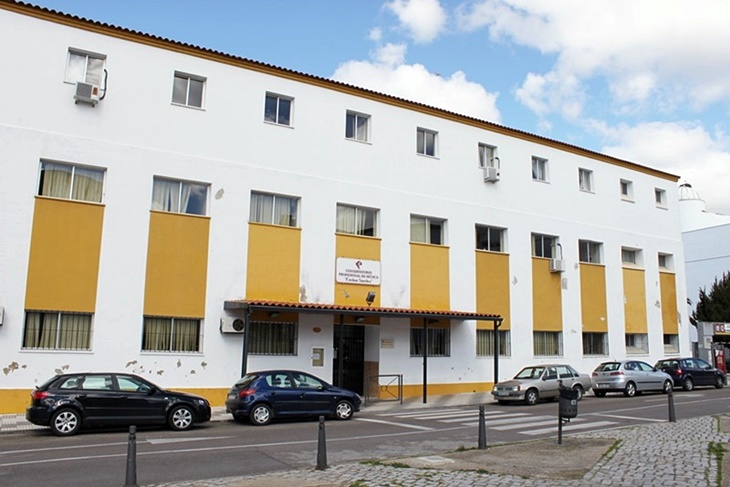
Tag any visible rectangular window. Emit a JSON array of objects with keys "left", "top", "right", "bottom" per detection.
[
  {"left": 625, "top": 333, "right": 649, "bottom": 354},
  {"left": 621, "top": 247, "right": 640, "bottom": 266},
  {"left": 142, "top": 317, "right": 201, "bottom": 352},
  {"left": 38, "top": 161, "right": 104, "bottom": 203},
  {"left": 578, "top": 240, "right": 602, "bottom": 264},
  {"left": 478, "top": 143, "right": 497, "bottom": 168},
  {"left": 151, "top": 177, "right": 208, "bottom": 216},
  {"left": 264, "top": 93, "right": 293, "bottom": 126},
  {"left": 658, "top": 253, "right": 673, "bottom": 270},
  {"left": 533, "top": 331, "right": 563, "bottom": 356},
  {"left": 532, "top": 156, "right": 548, "bottom": 182},
  {"left": 336, "top": 204, "right": 377, "bottom": 236},
  {"left": 476, "top": 225, "right": 505, "bottom": 252},
  {"left": 416, "top": 128, "right": 437, "bottom": 156},
  {"left": 532, "top": 233, "right": 556, "bottom": 258},
  {"left": 655, "top": 188, "right": 667, "bottom": 208},
  {"left": 22, "top": 311, "right": 92, "bottom": 350},
  {"left": 411, "top": 215, "right": 444, "bottom": 245},
  {"left": 476, "top": 329, "right": 511, "bottom": 357},
  {"left": 620, "top": 179, "right": 634, "bottom": 201},
  {"left": 249, "top": 192, "right": 299, "bottom": 227},
  {"left": 663, "top": 334, "right": 679, "bottom": 354},
  {"left": 249, "top": 321, "right": 297, "bottom": 355},
  {"left": 345, "top": 111, "right": 370, "bottom": 142},
  {"left": 579, "top": 168, "right": 593, "bottom": 192},
  {"left": 582, "top": 332, "right": 608, "bottom": 355},
  {"left": 65, "top": 49, "right": 105, "bottom": 86},
  {"left": 410, "top": 326, "right": 450, "bottom": 357},
  {"left": 172, "top": 72, "right": 205, "bottom": 108}
]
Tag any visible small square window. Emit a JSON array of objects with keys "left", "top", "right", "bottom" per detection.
[
  {"left": 476, "top": 225, "right": 505, "bottom": 252},
  {"left": 65, "top": 49, "right": 105, "bottom": 86},
  {"left": 250, "top": 191, "right": 299, "bottom": 227},
  {"left": 336, "top": 204, "right": 378, "bottom": 236},
  {"left": 152, "top": 177, "right": 208, "bottom": 215},
  {"left": 532, "top": 233, "right": 557, "bottom": 258},
  {"left": 578, "top": 240, "right": 602, "bottom": 264},
  {"left": 532, "top": 157, "right": 548, "bottom": 182},
  {"left": 265, "top": 93, "right": 293, "bottom": 126},
  {"left": 172, "top": 72, "right": 205, "bottom": 108},
  {"left": 345, "top": 111, "right": 370, "bottom": 142},
  {"left": 411, "top": 215, "right": 444, "bottom": 245},
  {"left": 579, "top": 168, "right": 593, "bottom": 192},
  {"left": 417, "top": 128, "right": 438, "bottom": 157},
  {"left": 655, "top": 188, "right": 667, "bottom": 208},
  {"left": 478, "top": 144, "right": 498, "bottom": 168},
  {"left": 621, "top": 247, "right": 641, "bottom": 266},
  {"left": 38, "top": 160, "right": 105, "bottom": 203},
  {"left": 658, "top": 253, "right": 673, "bottom": 270},
  {"left": 620, "top": 179, "right": 634, "bottom": 201}
]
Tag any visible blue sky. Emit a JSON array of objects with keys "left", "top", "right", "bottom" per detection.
[{"left": 30, "top": 0, "right": 730, "bottom": 214}]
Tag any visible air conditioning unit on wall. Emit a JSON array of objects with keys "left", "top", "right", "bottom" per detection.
[
  {"left": 483, "top": 166, "right": 500, "bottom": 183},
  {"left": 74, "top": 81, "right": 100, "bottom": 106},
  {"left": 550, "top": 258, "right": 565, "bottom": 273},
  {"left": 220, "top": 317, "right": 245, "bottom": 333}
]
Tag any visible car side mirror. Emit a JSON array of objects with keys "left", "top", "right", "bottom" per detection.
[{"left": 146, "top": 386, "right": 157, "bottom": 395}]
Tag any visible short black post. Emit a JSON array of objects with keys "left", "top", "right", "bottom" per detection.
[
  {"left": 124, "top": 425, "right": 138, "bottom": 487},
  {"left": 667, "top": 386, "right": 676, "bottom": 423},
  {"left": 316, "top": 415, "right": 327, "bottom": 470},
  {"left": 478, "top": 405, "right": 487, "bottom": 450},
  {"left": 557, "top": 412, "right": 563, "bottom": 445}
]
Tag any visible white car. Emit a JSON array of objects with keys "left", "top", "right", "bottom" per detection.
[
  {"left": 591, "top": 360, "right": 673, "bottom": 397},
  {"left": 491, "top": 364, "right": 592, "bottom": 405}
]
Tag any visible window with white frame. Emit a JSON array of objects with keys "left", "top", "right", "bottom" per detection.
[
  {"left": 410, "top": 325, "right": 450, "bottom": 357},
  {"left": 411, "top": 215, "right": 444, "bottom": 245},
  {"left": 533, "top": 331, "right": 563, "bottom": 356},
  {"left": 578, "top": 240, "right": 602, "bottom": 264},
  {"left": 620, "top": 179, "right": 634, "bottom": 201},
  {"left": 478, "top": 143, "right": 498, "bottom": 168},
  {"left": 579, "top": 168, "right": 593, "bottom": 192},
  {"left": 655, "top": 188, "right": 667, "bottom": 208},
  {"left": 625, "top": 333, "right": 649, "bottom": 354},
  {"left": 65, "top": 49, "right": 105, "bottom": 86},
  {"left": 582, "top": 332, "right": 608, "bottom": 355},
  {"left": 264, "top": 92, "right": 293, "bottom": 126},
  {"left": 663, "top": 334, "right": 679, "bottom": 354},
  {"left": 142, "top": 317, "right": 201, "bottom": 353},
  {"left": 151, "top": 177, "right": 208, "bottom": 216},
  {"left": 248, "top": 321, "right": 297, "bottom": 355},
  {"left": 416, "top": 128, "right": 438, "bottom": 157},
  {"left": 532, "top": 156, "right": 549, "bottom": 182},
  {"left": 345, "top": 111, "right": 370, "bottom": 142},
  {"left": 336, "top": 204, "right": 377, "bottom": 236},
  {"left": 172, "top": 72, "right": 205, "bottom": 108},
  {"left": 476, "top": 225, "right": 505, "bottom": 252},
  {"left": 476, "top": 329, "right": 511, "bottom": 356},
  {"left": 532, "top": 233, "right": 556, "bottom": 258},
  {"left": 22, "top": 311, "right": 92, "bottom": 350},
  {"left": 658, "top": 253, "right": 673, "bottom": 270},
  {"left": 249, "top": 192, "right": 299, "bottom": 227},
  {"left": 38, "top": 161, "right": 104, "bottom": 203},
  {"left": 621, "top": 247, "right": 641, "bottom": 266}
]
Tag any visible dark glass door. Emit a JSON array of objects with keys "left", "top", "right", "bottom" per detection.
[{"left": 333, "top": 324, "right": 365, "bottom": 395}]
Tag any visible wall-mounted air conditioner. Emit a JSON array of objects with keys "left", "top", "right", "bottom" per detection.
[
  {"left": 220, "top": 317, "right": 245, "bottom": 333},
  {"left": 550, "top": 258, "right": 565, "bottom": 273},
  {"left": 483, "top": 166, "right": 500, "bottom": 183},
  {"left": 74, "top": 81, "right": 100, "bottom": 106}
]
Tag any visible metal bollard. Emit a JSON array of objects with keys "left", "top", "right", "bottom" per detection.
[
  {"left": 124, "top": 425, "right": 138, "bottom": 487},
  {"left": 478, "top": 405, "right": 487, "bottom": 450},
  {"left": 316, "top": 416, "right": 327, "bottom": 470},
  {"left": 667, "top": 386, "right": 676, "bottom": 422}
]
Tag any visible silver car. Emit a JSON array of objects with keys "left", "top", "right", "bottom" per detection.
[
  {"left": 491, "top": 364, "right": 592, "bottom": 405},
  {"left": 591, "top": 360, "right": 673, "bottom": 397}
]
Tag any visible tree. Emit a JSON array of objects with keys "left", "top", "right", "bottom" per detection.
[{"left": 692, "top": 271, "right": 730, "bottom": 324}]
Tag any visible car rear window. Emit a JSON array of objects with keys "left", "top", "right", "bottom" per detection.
[
  {"left": 657, "top": 360, "right": 679, "bottom": 368},
  {"left": 595, "top": 362, "right": 620, "bottom": 372},
  {"left": 235, "top": 374, "right": 258, "bottom": 387}
]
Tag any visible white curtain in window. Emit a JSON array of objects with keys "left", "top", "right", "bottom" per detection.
[
  {"left": 23, "top": 312, "right": 57, "bottom": 349},
  {"left": 180, "top": 181, "right": 192, "bottom": 214},
  {"left": 86, "top": 56, "right": 104, "bottom": 85},
  {"left": 66, "top": 52, "right": 86, "bottom": 82},
  {"left": 336, "top": 205, "right": 356, "bottom": 233},
  {"left": 72, "top": 167, "right": 103, "bottom": 203},
  {"left": 172, "top": 319, "right": 200, "bottom": 352},
  {"left": 40, "top": 163, "right": 72, "bottom": 198},
  {"left": 58, "top": 314, "right": 91, "bottom": 350},
  {"left": 273, "top": 196, "right": 293, "bottom": 226},
  {"left": 410, "top": 216, "right": 426, "bottom": 243},
  {"left": 152, "top": 179, "right": 179, "bottom": 212},
  {"left": 143, "top": 317, "right": 172, "bottom": 351},
  {"left": 250, "top": 193, "right": 273, "bottom": 223}
]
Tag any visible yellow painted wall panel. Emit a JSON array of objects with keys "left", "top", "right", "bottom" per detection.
[
  {"left": 475, "top": 251, "right": 510, "bottom": 329},
  {"left": 623, "top": 268, "right": 647, "bottom": 333},
  {"left": 334, "top": 234, "right": 381, "bottom": 306},
  {"left": 532, "top": 258, "right": 563, "bottom": 331},
  {"left": 410, "top": 243, "right": 450, "bottom": 310},
  {"left": 144, "top": 211, "right": 209, "bottom": 317},
  {"left": 580, "top": 264, "right": 608, "bottom": 332},
  {"left": 25, "top": 198, "right": 103, "bottom": 312},
  {"left": 660, "top": 272, "right": 679, "bottom": 334},
  {"left": 246, "top": 223, "right": 301, "bottom": 301}
]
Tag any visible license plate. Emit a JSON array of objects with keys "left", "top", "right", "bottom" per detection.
[
  {"left": 596, "top": 383, "right": 608, "bottom": 388},
  {"left": 496, "top": 391, "right": 508, "bottom": 396},
  {"left": 227, "top": 394, "right": 236, "bottom": 399}
]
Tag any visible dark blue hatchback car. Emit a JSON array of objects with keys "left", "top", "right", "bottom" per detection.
[{"left": 225, "top": 370, "right": 362, "bottom": 425}]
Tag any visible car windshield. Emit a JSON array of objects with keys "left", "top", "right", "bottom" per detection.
[
  {"left": 595, "top": 362, "right": 620, "bottom": 372},
  {"left": 515, "top": 367, "right": 544, "bottom": 379}
]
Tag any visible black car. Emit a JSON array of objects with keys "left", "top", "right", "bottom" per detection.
[
  {"left": 655, "top": 357, "right": 726, "bottom": 391},
  {"left": 225, "top": 370, "right": 362, "bottom": 426},
  {"left": 26, "top": 372, "right": 211, "bottom": 436}
]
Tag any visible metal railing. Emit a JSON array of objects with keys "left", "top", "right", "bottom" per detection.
[{"left": 364, "top": 374, "right": 403, "bottom": 406}]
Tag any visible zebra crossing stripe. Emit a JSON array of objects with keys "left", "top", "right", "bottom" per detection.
[
  {"left": 439, "top": 413, "right": 530, "bottom": 424},
  {"left": 491, "top": 417, "right": 586, "bottom": 430},
  {"left": 520, "top": 420, "right": 616, "bottom": 435}
]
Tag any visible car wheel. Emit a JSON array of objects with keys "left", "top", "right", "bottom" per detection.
[
  {"left": 572, "top": 385, "right": 584, "bottom": 401},
  {"left": 715, "top": 376, "right": 725, "bottom": 389},
  {"left": 524, "top": 389, "right": 539, "bottom": 406},
  {"left": 662, "top": 380, "right": 673, "bottom": 394},
  {"left": 334, "top": 400, "right": 354, "bottom": 420},
  {"left": 623, "top": 382, "right": 637, "bottom": 397},
  {"left": 50, "top": 408, "right": 81, "bottom": 436},
  {"left": 249, "top": 404, "right": 272, "bottom": 426},
  {"left": 682, "top": 377, "right": 694, "bottom": 392},
  {"left": 168, "top": 405, "right": 194, "bottom": 431},
  {"left": 594, "top": 390, "right": 606, "bottom": 398}
]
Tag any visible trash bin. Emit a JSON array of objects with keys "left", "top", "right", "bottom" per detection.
[{"left": 558, "top": 387, "right": 579, "bottom": 419}]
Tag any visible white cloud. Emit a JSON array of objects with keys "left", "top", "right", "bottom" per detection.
[
  {"left": 368, "top": 27, "right": 383, "bottom": 42},
  {"left": 385, "top": 0, "right": 447, "bottom": 43}
]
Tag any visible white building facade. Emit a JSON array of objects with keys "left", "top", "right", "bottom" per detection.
[{"left": 0, "top": 2, "right": 690, "bottom": 413}]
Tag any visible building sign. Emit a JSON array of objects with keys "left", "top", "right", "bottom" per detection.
[
  {"left": 336, "top": 258, "right": 381, "bottom": 285},
  {"left": 714, "top": 323, "right": 730, "bottom": 335}
]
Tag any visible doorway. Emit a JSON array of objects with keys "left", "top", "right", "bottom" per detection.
[{"left": 333, "top": 324, "right": 365, "bottom": 395}]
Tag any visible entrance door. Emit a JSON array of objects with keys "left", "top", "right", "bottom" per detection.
[{"left": 333, "top": 324, "right": 365, "bottom": 395}]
